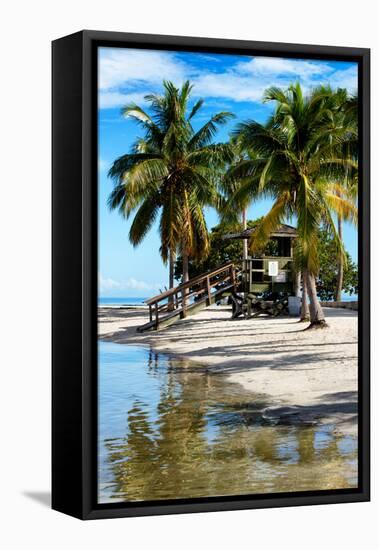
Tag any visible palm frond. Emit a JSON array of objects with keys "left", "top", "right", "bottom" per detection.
[
  {"left": 126, "top": 158, "right": 168, "bottom": 194},
  {"left": 188, "top": 98, "right": 204, "bottom": 120},
  {"left": 129, "top": 194, "right": 160, "bottom": 246},
  {"left": 324, "top": 193, "right": 358, "bottom": 225},
  {"left": 188, "top": 112, "right": 234, "bottom": 150},
  {"left": 187, "top": 142, "right": 234, "bottom": 167},
  {"left": 249, "top": 193, "right": 289, "bottom": 253},
  {"left": 159, "top": 192, "right": 182, "bottom": 262},
  {"left": 108, "top": 153, "right": 163, "bottom": 181},
  {"left": 233, "top": 120, "right": 284, "bottom": 155},
  {"left": 121, "top": 103, "right": 154, "bottom": 125},
  {"left": 263, "top": 86, "right": 289, "bottom": 106}
]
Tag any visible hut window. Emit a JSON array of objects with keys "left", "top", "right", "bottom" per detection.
[
  {"left": 265, "top": 238, "right": 279, "bottom": 256},
  {"left": 252, "top": 271, "right": 264, "bottom": 282},
  {"left": 278, "top": 237, "right": 291, "bottom": 257},
  {"left": 252, "top": 259, "right": 264, "bottom": 270}
]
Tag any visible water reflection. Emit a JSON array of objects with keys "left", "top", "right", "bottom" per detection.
[{"left": 98, "top": 342, "right": 357, "bottom": 503}]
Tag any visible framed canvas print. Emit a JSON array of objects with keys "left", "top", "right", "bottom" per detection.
[{"left": 52, "top": 30, "right": 370, "bottom": 519}]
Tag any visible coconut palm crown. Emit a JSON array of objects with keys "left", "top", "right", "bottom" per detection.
[{"left": 108, "top": 80, "right": 234, "bottom": 291}]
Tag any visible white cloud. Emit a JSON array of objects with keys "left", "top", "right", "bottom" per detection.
[
  {"left": 321, "top": 65, "right": 358, "bottom": 92},
  {"left": 99, "top": 91, "right": 147, "bottom": 109},
  {"left": 99, "top": 48, "right": 188, "bottom": 109},
  {"left": 99, "top": 47, "right": 188, "bottom": 89},
  {"left": 193, "top": 73, "right": 265, "bottom": 102},
  {"left": 98, "top": 273, "right": 163, "bottom": 293},
  {"left": 99, "top": 273, "right": 121, "bottom": 291},
  {"left": 98, "top": 48, "right": 358, "bottom": 109},
  {"left": 124, "top": 277, "right": 155, "bottom": 291},
  {"left": 235, "top": 57, "right": 331, "bottom": 78},
  {"left": 192, "top": 59, "right": 357, "bottom": 103},
  {"left": 99, "top": 48, "right": 190, "bottom": 109}
]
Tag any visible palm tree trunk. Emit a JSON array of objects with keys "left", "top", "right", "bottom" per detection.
[
  {"left": 335, "top": 215, "right": 343, "bottom": 302},
  {"left": 242, "top": 207, "right": 248, "bottom": 261},
  {"left": 294, "top": 271, "right": 301, "bottom": 297},
  {"left": 304, "top": 270, "right": 327, "bottom": 327},
  {"left": 182, "top": 250, "right": 189, "bottom": 318},
  {"left": 168, "top": 250, "right": 175, "bottom": 311},
  {"left": 300, "top": 271, "right": 310, "bottom": 322}
]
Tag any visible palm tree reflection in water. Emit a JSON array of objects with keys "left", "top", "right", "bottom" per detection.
[{"left": 99, "top": 344, "right": 357, "bottom": 503}]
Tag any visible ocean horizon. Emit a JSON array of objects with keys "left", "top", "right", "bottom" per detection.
[
  {"left": 338, "top": 293, "right": 358, "bottom": 302},
  {"left": 99, "top": 296, "right": 147, "bottom": 306},
  {"left": 99, "top": 293, "right": 358, "bottom": 307}
]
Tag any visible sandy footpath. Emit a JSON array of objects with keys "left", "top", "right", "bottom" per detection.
[{"left": 99, "top": 305, "right": 358, "bottom": 433}]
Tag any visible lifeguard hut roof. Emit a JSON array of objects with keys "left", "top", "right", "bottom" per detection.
[{"left": 223, "top": 223, "right": 298, "bottom": 240}]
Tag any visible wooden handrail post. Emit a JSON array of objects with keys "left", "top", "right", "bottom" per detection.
[{"left": 149, "top": 305, "right": 153, "bottom": 323}]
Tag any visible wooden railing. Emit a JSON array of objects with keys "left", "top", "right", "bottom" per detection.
[{"left": 139, "top": 262, "right": 237, "bottom": 331}]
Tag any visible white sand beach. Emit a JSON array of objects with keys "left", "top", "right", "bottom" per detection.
[{"left": 99, "top": 305, "right": 358, "bottom": 435}]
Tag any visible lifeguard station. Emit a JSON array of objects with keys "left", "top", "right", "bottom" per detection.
[
  {"left": 223, "top": 224, "right": 298, "bottom": 317},
  {"left": 223, "top": 224, "right": 298, "bottom": 295}
]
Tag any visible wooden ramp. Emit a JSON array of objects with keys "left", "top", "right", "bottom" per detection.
[{"left": 137, "top": 262, "right": 237, "bottom": 332}]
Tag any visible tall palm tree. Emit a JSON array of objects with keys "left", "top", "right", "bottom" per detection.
[
  {"left": 231, "top": 83, "right": 357, "bottom": 327},
  {"left": 219, "top": 140, "right": 260, "bottom": 261},
  {"left": 108, "top": 81, "right": 234, "bottom": 302}
]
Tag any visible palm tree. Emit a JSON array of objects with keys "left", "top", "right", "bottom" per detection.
[
  {"left": 231, "top": 83, "right": 357, "bottom": 327},
  {"left": 323, "top": 91, "right": 358, "bottom": 301},
  {"left": 108, "top": 81, "right": 234, "bottom": 303}
]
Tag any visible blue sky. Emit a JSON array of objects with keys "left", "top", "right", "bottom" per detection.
[{"left": 98, "top": 47, "right": 358, "bottom": 297}]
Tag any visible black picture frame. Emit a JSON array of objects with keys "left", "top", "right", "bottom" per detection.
[{"left": 52, "top": 30, "right": 370, "bottom": 520}]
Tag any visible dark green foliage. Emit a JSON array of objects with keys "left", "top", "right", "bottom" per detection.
[
  {"left": 174, "top": 223, "right": 242, "bottom": 281},
  {"left": 174, "top": 221, "right": 358, "bottom": 301},
  {"left": 174, "top": 219, "right": 277, "bottom": 282},
  {"left": 317, "top": 227, "right": 358, "bottom": 301}
]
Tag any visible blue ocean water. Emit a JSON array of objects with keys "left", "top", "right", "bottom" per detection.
[
  {"left": 98, "top": 297, "right": 147, "bottom": 306},
  {"left": 340, "top": 293, "right": 358, "bottom": 302}
]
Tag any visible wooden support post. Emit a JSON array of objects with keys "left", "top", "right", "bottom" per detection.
[
  {"left": 154, "top": 302, "right": 159, "bottom": 329},
  {"left": 182, "top": 288, "right": 187, "bottom": 318},
  {"left": 206, "top": 275, "right": 211, "bottom": 305},
  {"left": 247, "top": 295, "right": 252, "bottom": 317},
  {"left": 230, "top": 264, "right": 236, "bottom": 288}
]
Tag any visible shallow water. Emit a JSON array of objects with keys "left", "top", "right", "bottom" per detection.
[{"left": 98, "top": 342, "right": 357, "bottom": 503}]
